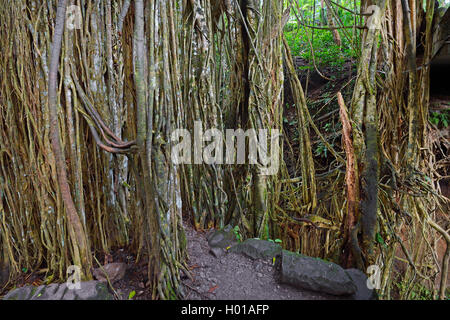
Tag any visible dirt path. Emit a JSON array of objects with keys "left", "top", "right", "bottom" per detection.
[{"left": 181, "top": 225, "right": 340, "bottom": 300}]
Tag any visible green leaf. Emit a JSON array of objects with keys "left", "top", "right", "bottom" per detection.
[
  {"left": 44, "top": 274, "right": 54, "bottom": 284},
  {"left": 128, "top": 290, "right": 136, "bottom": 300},
  {"left": 274, "top": 239, "right": 282, "bottom": 243},
  {"left": 376, "top": 232, "right": 387, "bottom": 248},
  {"left": 122, "top": 181, "right": 131, "bottom": 189}
]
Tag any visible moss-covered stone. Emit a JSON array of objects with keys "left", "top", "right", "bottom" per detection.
[
  {"left": 3, "top": 281, "right": 114, "bottom": 300},
  {"left": 229, "top": 238, "right": 282, "bottom": 260},
  {"left": 207, "top": 225, "right": 238, "bottom": 249},
  {"left": 280, "top": 250, "right": 356, "bottom": 296}
]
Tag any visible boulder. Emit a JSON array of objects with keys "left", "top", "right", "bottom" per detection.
[
  {"left": 207, "top": 225, "right": 237, "bottom": 250},
  {"left": 3, "top": 281, "right": 113, "bottom": 300},
  {"left": 345, "top": 268, "right": 376, "bottom": 300},
  {"left": 280, "top": 250, "right": 356, "bottom": 296},
  {"left": 229, "top": 239, "right": 282, "bottom": 261},
  {"left": 209, "top": 247, "right": 226, "bottom": 258},
  {"left": 92, "top": 262, "right": 127, "bottom": 283}
]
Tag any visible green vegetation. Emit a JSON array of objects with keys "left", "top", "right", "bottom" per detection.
[
  {"left": 233, "top": 226, "right": 242, "bottom": 243},
  {"left": 284, "top": 23, "right": 354, "bottom": 68},
  {"left": 128, "top": 290, "right": 136, "bottom": 300},
  {"left": 394, "top": 281, "right": 447, "bottom": 300},
  {"left": 430, "top": 110, "right": 449, "bottom": 128},
  {"left": 284, "top": 0, "right": 360, "bottom": 69}
]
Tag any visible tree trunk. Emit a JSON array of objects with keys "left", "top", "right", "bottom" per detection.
[{"left": 48, "top": 0, "right": 92, "bottom": 278}]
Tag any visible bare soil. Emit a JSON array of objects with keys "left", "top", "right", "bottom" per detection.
[{"left": 180, "top": 224, "right": 340, "bottom": 300}]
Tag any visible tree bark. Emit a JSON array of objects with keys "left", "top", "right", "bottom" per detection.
[
  {"left": 324, "top": 0, "right": 342, "bottom": 47},
  {"left": 48, "top": 0, "right": 91, "bottom": 277}
]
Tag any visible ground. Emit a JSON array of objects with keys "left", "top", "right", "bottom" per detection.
[
  {"left": 0, "top": 222, "right": 343, "bottom": 300},
  {"left": 180, "top": 224, "right": 339, "bottom": 300}
]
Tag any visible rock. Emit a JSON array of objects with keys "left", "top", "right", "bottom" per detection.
[
  {"left": 207, "top": 225, "right": 237, "bottom": 250},
  {"left": 3, "top": 281, "right": 113, "bottom": 300},
  {"left": 345, "top": 268, "right": 376, "bottom": 300},
  {"left": 92, "top": 262, "right": 127, "bottom": 283},
  {"left": 229, "top": 238, "right": 282, "bottom": 261},
  {"left": 209, "top": 247, "right": 225, "bottom": 258},
  {"left": 280, "top": 250, "right": 356, "bottom": 296},
  {"left": 74, "top": 281, "right": 113, "bottom": 300}
]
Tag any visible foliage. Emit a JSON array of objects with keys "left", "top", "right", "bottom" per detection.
[
  {"left": 284, "top": 0, "right": 360, "bottom": 69},
  {"left": 396, "top": 282, "right": 437, "bottom": 300},
  {"left": 128, "top": 290, "right": 136, "bottom": 300},
  {"left": 429, "top": 110, "right": 449, "bottom": 128},
  {"left": 233, "top": 226, "right": 242, "bottom": 243},
  {"left": 284, "top": 23, "right": 354, "bottom": 68}
]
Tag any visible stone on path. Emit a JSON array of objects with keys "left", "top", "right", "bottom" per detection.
[
  {"left": 280, "top": 250, "right": 356, "bottom": 296},
  {"left": 3, "top": 281, "right": 113, "bottom": 300},
  {"left": 345, "top": 268, "right": 376, "bottom": 300},
  {"left": 207, "top": 225, "right": 238, "bottom": 249},
  {"left": 92, "top": 262, "right": 127, "bottom": 283},
  {"left": 207, "top": 225, "right": 238, "bottom": 258},
  {"left": 229, "top": 238, "right": 282, "bottom": 261}
]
